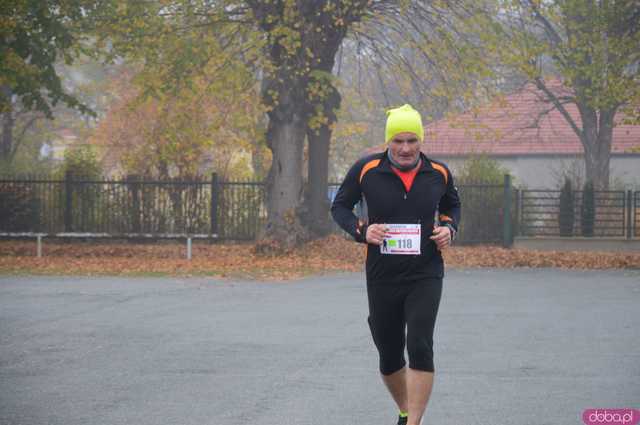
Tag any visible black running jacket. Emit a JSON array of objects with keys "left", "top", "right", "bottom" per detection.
[{"left": 331, "top": 150, "right": 461, "bottom": 285}]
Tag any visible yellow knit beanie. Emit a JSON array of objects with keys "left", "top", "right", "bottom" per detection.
[{"left": 385, "top": 104, "right": 424, "bottom": 142}]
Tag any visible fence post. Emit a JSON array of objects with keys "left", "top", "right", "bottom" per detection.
[
  {"left": 210, "top": 173, "right": 219, "bottom": 237},
  {"left": 513, "top": 188, "right": 520, "bottom": 238},
  {"left": 627, "top": 190, "right": 633, "bottom": 240},
  {"left": 503, "top": 174, "right": 513, "bottom": 247},
  {"left": 64, "top": 171, "right": 73, "bottom": 232},
  {"left": 129, "top": 174, "right": 141, "bottom": 233}
]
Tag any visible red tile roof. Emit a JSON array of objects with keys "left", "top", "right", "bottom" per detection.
[{"left": 422, "top": 81, "right": 640, "bottom": 156}]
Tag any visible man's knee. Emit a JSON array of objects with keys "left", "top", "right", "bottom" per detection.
[
  {"left": 407, "top": 340, "right": 435, "bottom": 372},
  {"left": 408, "top": 357, "right": 435, "bottom": 372},
  {"left": 379, "top": 355, "right": 406, "bottom": 376},
  {"left": 368, "top": 316, "right": 406, "bottom": 375}
]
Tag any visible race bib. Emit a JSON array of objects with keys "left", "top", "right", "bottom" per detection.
[{"left": 380, "top": 223, "right": 421, "bottom": 255}]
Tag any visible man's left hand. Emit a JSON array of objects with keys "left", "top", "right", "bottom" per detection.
[{"left": 430, "top": 225, "right": 451, "bottom": 251}]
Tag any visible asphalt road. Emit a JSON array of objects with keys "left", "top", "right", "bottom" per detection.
[{"left": 1, "top": 269, "right": 639, "bottom": 425}]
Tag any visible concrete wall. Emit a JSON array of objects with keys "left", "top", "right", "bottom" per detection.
[{"left": 434, "top": 154, "right": 640, "bottom": 189}]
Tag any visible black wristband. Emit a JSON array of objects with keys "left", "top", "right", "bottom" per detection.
[{"left": 355, "top": 222, "right": 368, "bottom": 243}]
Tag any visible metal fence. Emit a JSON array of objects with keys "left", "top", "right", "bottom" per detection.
[
  {"left": 1, "top": 173, "right": 514, "bottom": 244},
  {"left": 517, "top": 189, "right": 637, "bottom": 238},
  {"left": 0, "top": 174, "right": 266, "bottom": 240}
]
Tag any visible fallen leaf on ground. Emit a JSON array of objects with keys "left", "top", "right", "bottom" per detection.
[{"left": 0, "top": 236, "right": 638, "bottom": 280}]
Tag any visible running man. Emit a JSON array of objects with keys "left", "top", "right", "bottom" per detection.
[{"left": 331, "top": 104, "right": 461, "bottom": 425}]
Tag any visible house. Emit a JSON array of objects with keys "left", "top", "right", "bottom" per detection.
[
  {"left": 422, "top": 82, "right": 640, "bottom": 189},
  {"left": 48, "top": 128, "right": 79, "bottom": 162}
]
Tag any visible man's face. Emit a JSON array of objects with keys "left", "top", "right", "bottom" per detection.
[{"left": 388, "top": 132, "right": 422, "bottom": 168}]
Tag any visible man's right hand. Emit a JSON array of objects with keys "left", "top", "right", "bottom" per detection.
[{"left": 366, "top": 223, "right": 388, "bottom": 245}]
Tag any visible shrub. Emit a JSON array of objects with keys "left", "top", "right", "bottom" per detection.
[
  {"left": 55, "top": 145, "right": 103, "bottom": 180},
  {"left": 455, "top": 154, "right": 510, "bottom": 243},
  {"left": 0, "top": 183, "right": 40, "bottom": 232},
  {"left": 457, "top": 154, "right": 509, "bottom": 184},
  {"left": 54, "top": 146, "right": 104, "bottom": 232},
  {"left": 581, "top": 180, "right": 595, "bottom": 237},
  {"left": 558, "top": 178, "right": 574, "bottom": 236}
]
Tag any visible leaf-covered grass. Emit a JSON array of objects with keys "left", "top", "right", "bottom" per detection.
[{"left": 1, "top": 236, "right": 638, "bottom": 280}]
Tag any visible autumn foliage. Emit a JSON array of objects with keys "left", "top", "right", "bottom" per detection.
[{"left": 90, "top": 63, "right": 266, "bottom": 180}]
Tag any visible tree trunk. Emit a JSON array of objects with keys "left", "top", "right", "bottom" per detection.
[
  {"left": 304, "top": 81, "right": 341, "bottom": 237},
  {"left": 579, "top": 105, "right": 614, "bottom": 190},
  {"left": 306, "top": 123, "right": 332, "bottom": 235},
  {"left": 251, "top": 141, "right": 267, "bottom": 181},
  {"left": 248, "top": 1, "right": 367, "bottom": 251},
  {"left": 1, "top": 85, "right": 13, "bottom": 162},
  {"left": 258, "top": 112, "right": 307, "bottom": 252}
]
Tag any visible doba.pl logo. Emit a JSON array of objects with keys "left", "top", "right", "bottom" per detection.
[{"left": 583, "top": 409, "right": 640, "bottom": 425}]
